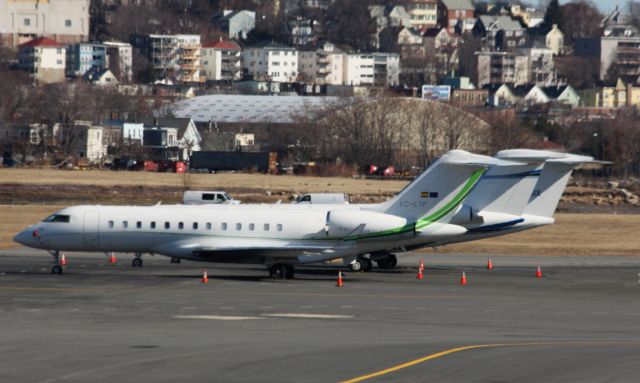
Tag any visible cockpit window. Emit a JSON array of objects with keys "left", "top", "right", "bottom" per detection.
[{"left": 43, "top": 215, "right": 70, "bottom": 223}]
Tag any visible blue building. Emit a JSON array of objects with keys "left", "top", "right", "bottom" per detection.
[{"left": 66, "top": 43, "right": 108, "bottom": 77}]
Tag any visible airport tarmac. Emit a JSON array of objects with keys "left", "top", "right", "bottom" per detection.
[{"left": 1, "top": 248, "right": 640, "bottom": 382}]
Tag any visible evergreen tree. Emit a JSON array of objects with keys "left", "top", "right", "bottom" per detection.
[{"left": 540, "top": 0, "right": 562, "bottom": 34}]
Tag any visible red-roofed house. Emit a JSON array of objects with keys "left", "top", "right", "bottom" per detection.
[
  {"left": 18, "top": 37, "right": 67, "bottom": 84},
  {"left": 201, "top": 38, "right": 242, "bottom": 81}
]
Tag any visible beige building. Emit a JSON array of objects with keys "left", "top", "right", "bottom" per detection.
[
  {"left": 546, "top": 24, "right": 564, "bottom": 56},
  {"left": 18, "top": 37, "right": 66, "bottom": 84},
  {"left": 476, "top": 51, "right": 529, "bottom": 87},
  {"left": 298, "top": 42, "right": 345, "bottom": 85},
  {"left": 402, "top": 0, "right": 438, "bottom": 28},
  {"left": 0, "top": 0, "right": 89, "bottom": 48},
  {"left": 579, "top": 79, "right": 640, "bottom": 108},
  {"left": 201, "top": 39, "right": 242, "bottom": 81}
]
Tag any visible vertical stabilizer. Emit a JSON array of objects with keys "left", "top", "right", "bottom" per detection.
[{"left": 371, "top": 150, "right": 520, "bottom": 224}]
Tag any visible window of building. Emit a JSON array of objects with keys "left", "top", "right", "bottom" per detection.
[
  {"left": 108, "top": 220, "right": 114, "bottom": 228},
  {"left": 264, "top": 223, "right": 270, "bottom": 231},
  {"left": 236, "top": 223, "right": 242, "bottom": 231},
  {"left": 65, "top": 19, "right": 72, "bottom": 27},
  {"left": 24, "top": 19, "right": 30, "bottom": 26},
  {"left": 221, "top": 222, "right": 227, "bottom": 230},
  {"left": 151, "top": 221, "right": 156, "bottom": 229},
  {"left": 277, "top": 224, "right": 283, "bottom": 232},
  {"left": 122, "top": 221, "right": 128, "bottom": 229},
  {"left": 136, "top": 221, "right": 142, "bottom": 229},
  {"left": 178, "top": 222, "right": 184, "bottom": 229},
  {"left": 206, "top": 222, "right": 212, "bottom": 230},
  {"left": 249, "top": 223, "right": 255, "bottom": 231},
  {"left": 193, "top": 222, "right": 198, "bottom": 230},
  {"left": 165, "top": 222, "right": 170, "bottom": 229}
]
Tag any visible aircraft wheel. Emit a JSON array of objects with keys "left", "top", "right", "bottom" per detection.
[
  {"left": 362, "top": 258, "right": 373, "bottom": 272},
  {"left": 285, "top": 265, "right": 295, "bottom": 279},
  {"left": 51, "top": 265, "right": 63, "bottom": 274},
  {"left": 349, "top": 259, "right": 364, "bottom": 272},
  {"left": 132, "top": 258, "right": 143, "bottom": 267},
  {"left": 269, "top": 264, "right": 288, "bottom": 279},
  {"left": 376, "top": 254, "right": 397, "bottom": 270}
]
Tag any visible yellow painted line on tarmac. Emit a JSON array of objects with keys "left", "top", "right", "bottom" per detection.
[
  {"left": 339, "top": 344, "right": 508, "bottom": 383},
  {"left": 339, "top": 341, "right": 632, "bottom": 383}
]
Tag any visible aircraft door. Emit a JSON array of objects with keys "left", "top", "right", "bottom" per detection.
[{"left": 83, "top": 210, "right": 100, "bottom": 248}]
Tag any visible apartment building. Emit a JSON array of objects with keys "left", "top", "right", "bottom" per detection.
[
  {"left": 131, "top": 34, "right": 203, "bottom": 83},
  {"left": 0, "top": 0, "right": 89, "bottom": 48},
  {"left": 202, "top": 39, "right": 242, "bottom": 81},
  {"left": 242, "top": 42, "right": 298, "bottom": 83},
  {"left": 18, "top": 37, "right": 66, "bottom": 84}
]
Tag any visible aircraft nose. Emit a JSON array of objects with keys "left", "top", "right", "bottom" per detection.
[{"left": 13, "top": 229, "right": 33, "bottom": 246}]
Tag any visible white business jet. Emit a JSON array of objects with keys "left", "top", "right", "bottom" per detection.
[{"left": 14, "top": 150, "right": 518, "bottom": 278}]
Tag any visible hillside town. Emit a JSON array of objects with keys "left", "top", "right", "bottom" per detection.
[{"left": 1, "top": 0, "right": 640, "bottom": 177}]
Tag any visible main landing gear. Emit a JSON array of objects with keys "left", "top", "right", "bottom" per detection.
[
  {"left": 268, "top": 263, "right": 295, "bottom": 279},
  {"left": 49, "top": 250, "right": 62, "bottom": 274},
  {"left": 132, "top": 252, "right": 143, "bottom": 267},
  {"left": 348, "top": 253, "right": 398, "bottom": 272}
]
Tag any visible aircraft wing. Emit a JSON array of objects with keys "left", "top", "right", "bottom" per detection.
[{"left": 151, "top": 237, "right": 349, "bottom": 261}]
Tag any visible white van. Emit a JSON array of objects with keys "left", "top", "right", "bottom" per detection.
[
  {"left": 183, "top": 191, "right": 241, "bottom": 205},
  {"left": 296, "top": 193, "right": 349, "bottom": 204}
]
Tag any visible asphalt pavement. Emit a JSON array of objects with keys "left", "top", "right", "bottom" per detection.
[{"left": 1, "top": 248, "right": 640, "bottom": 382}]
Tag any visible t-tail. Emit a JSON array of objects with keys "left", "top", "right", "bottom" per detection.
[
  {"left": 495, "top": 150, "right": 605, "bottom": 222},
  {"left": 369, "top": 150, "right": 521, "bottom": 225}
]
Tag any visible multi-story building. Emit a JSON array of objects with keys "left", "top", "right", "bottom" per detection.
[
  {"left": 212, "top": 10, "right": 256, "bottom": 40},
  {"left": 401, "top": 0, "right": 438, "bottom": 28},
  {"left": 438, "top": 0, "right": 475, "bottom": 34},
  {"left": 521, "top": 40, "right": 556, "bottom": 85},
  {"left": 103, "top": 41, "right": 133, "bottom": 83},
  {"left": 202, "top": 39, "right": 242, "bottom": 81},
  {"left": 579, "top": 79, "right": 640, "bottom": 108},
  {"left": 476, "top": 50, "right": 529, "bottom": 87},
  {"left": 600, "top": 25, "right": 640, "bottom": 80},
  {"left": 242, "top": 42, "right": 298, "bottom": 83},
  {"left": 0, "top": 0, "right": 89, "bottom": 48},
  {"left": 131, "top": 34, "right": 203, "bottom": 83},
  {"left": 18, "top": 37, "right": 67, "bottom": 84},
  {"left": 286, "top": 17, "right": 315, "bottom": 46},
  {"left": 66, "top": 43, "right": 107, "bottom": 77},
  {"left": 343, "top": 53, "right": 400, "bottom": 86},
  {"left": 298, "top": 42, "right": 345, "bottom": 85},
  {"left": 546, "top": 24, "right": 564, "bottom": 56},
  {"left": 473, "top": 15, "right": 526, "bottom": 51}
]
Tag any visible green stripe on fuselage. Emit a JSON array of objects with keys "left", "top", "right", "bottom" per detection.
[{"left": 344, "top": 168, "right": 486, "bottom": 241}]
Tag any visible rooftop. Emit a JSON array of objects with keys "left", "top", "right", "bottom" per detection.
[
  {"left": 172, "top": 95, "right": 343, "bottom": 124},
  {"left": 19, "top": 37, "right": 63, "bottom": 48}
]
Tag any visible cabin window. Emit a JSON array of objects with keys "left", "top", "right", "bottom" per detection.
[
  {"left": 206, "top": 222, "right": 212, "bottom": 230},
  {"left": 277, "top": 224, "right": 283, "bottom": 232},
  {"left": 178, "top": 222, "right": 184, "bottom": 229},
  {"left": 122, "top": 221, "right": 128, "bottom": 229},
  {"left": 202, "top": 193, "right": 215, "bottom": 200},
  {"left": 108, "top": 220, "right": 114, "bottom": 228},
  {"left": 165, "top": 222, "right": 170, "bottom": 229},
  {"left": 221, "top": 222, "right": 227, "bottom": 230},
  {"left": 151, "top": 221, "right": 156, "bottom": 229},
  {"left": 236, "top": 223, "right": 242, "bottom": 231},
  {"left": 249, "top": 223, "right": 255, "bottom": 231},
  {"left": 264, "top": 223, "right": 270, "bottom": 231},
  {"left": 193, "top": 222, "right": 198, "bottom": 230},
  {"left": 136, "top": 221, "right": 142, "bottom": 229}
]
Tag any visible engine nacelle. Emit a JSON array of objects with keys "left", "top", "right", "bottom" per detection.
[{"left": 327, "top": 210, "right": 408, "bottom": 239}]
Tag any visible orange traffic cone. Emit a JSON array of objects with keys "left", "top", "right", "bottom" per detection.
[
  {"left": 60, "top": 254, "right": 67, "bottom": 267},
  {"left": 416, "top": 266, "right": 424, "bottom": 280},
  {"left": 487, "top": 258, "right": 493, "bottom": 270},
  {"left": 460, "top": 271, "right": 467, "bottom": 285},
  {"left": 201, "top": 269, "right": 209, "bottom": 284},
  {"left": 336, "top": 271, "right": 343, "bottom": 287},
  {"left": 108, "top": 253, "right": 117, "bottom": 264},
  {"left": 535, "top": 266, "right": 542, "bottom": 278}
]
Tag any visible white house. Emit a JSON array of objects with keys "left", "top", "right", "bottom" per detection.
[
  {"left": 242, "top": 42, "right": 298, "bottom": 83},
  {"left": 18, "top": 37, "right": 66, "bottom": 84},
  {"left": 123, "top": 122, "right": 144, "bottom": 145},
  {"left": 212, "top": 10, "right": 256, "bottom": 39},
  {"left": 143, "top": 118, "right": 201, "bottom": 161},
  {"left": 74, "top": 124, "right": 107, "bottom": 162},
  {"left": 202, "top": 39, "right": 242, "bottom": 81},
  {"left": 523, "top": 84, "right": 550, "bottom": 105}
]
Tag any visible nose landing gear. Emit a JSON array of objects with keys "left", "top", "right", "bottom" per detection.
[
  {"left": 132, "top": 252, "right": 143, "bottom": 267},
  {"left": 49, "top": 250, "right": 63, "bottom": 274}
]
